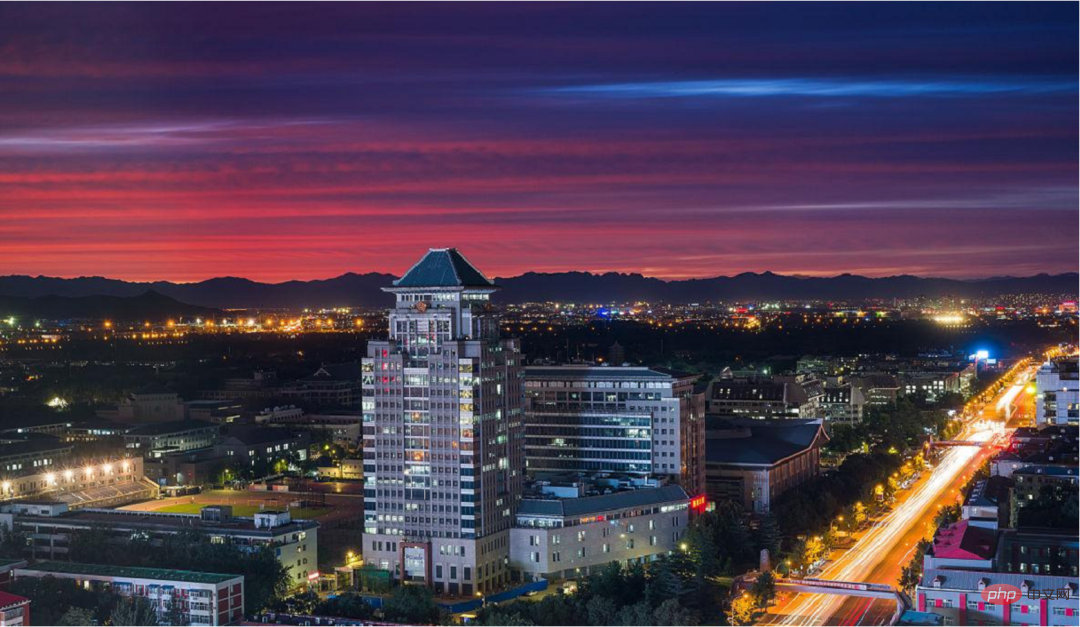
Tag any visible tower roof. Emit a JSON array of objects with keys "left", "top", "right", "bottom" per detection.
[{"left": 393, "top": 248, "right": 495, "bottom": 288}]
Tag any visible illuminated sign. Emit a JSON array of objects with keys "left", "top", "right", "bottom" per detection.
[
  {"left": 307, "top": 571, "right": 320, "bottom": 581},
  {"left": 690, "top": 495, "right": 708, "bottom": 512}
]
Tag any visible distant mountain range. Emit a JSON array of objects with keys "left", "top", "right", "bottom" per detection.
[
  {"left": 0, "top": 271, "right": 1074, "bottom": 311},
  {"left": 0, "top": 290, "right": 216, "bottom": 321}
]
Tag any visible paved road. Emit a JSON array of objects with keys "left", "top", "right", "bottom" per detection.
[{"left": 761, "top": 364, "right": 1036, "bottom": 626}]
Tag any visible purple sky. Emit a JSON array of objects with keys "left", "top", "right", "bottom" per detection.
[{"left": 1, "top": 3, "right": 1076, "bottom": 282}]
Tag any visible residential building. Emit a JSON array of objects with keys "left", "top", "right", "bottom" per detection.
[
  {"left": 124, "top": 420, "right": 220, "bottom": 458},
  {"left": 0, "top": 559, "right": 27, "bottom": 588},
  {"left": 851, "top": 374, "right": 902, "bottom": 406},
  {"left": 257, "top": 407, "right": 362, "bottom": 447},
  {"left": 284, "top": 363, "right": 362, "bottom": 409},
  {"left": 509, "top": 484, "right": 690, "bottom": 581},
  {"left": 185, "top": 400, "right": 243, "bottom": 424},
  {"left": 14, "top": 562, "right": 244, "bottom": 626},
  {"left": 0, "top": 590, "right": 29, "bottom": 627},
  {"left": 361, "top": 249, "right": 523, "bottom": 597},
  {"left": 99, "top": 383, "right": 186, "bottom": 424},
  {"left": 1035, "top": 357, "right": 1079, "bottom": 426},
  {"left": 0, "top": 439, "right": 73, "bottom": 476},
  {"left": 704, "top": 419, "right": 826, "bottom": 514},
  {"left": 916, "top": 520, "right": 1079, "bottom": 626},
  {"left": 523, "top": 365, "right": 706, "bottom": 497},
  {"left": 215, "top": 426, "right": 309, "bottom": 470},
  {"left": 819, "top": 383, "right": 866, "bottom": 427},
  {"left": 2, "top": 505, "right": 319, "bottom": 587},
  {"left": 704, "top": 371, "right": 824, "bottom": 421}
]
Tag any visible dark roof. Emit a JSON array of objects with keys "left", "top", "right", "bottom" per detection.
[
  {"left": 525, "top": 366, "right": 682, "bottom": 380},
  {"left": 314, "top": 362, "right": 362, "bottom": 380},
  {"left": 518, "top": 484, "right": 688, "bottom": 518},
  {"left": 705, "top": 419, "right": 824, "bottom": 465},
  {"left": 709, "top": 379, "right": 786, "bottom": 401},
  {"left": 220, "top": 426, "right": 302, "bottom": 446},
  {"left": 393, "top": 248, "right": 494, "bottom": 288},
  {"left": 127, "top": 420, "right": 217, "bottom": 437},
  {"left": 133, "top": 382, "right": 174, "bottom": 395},
  {"left": 17, "top": 560, "right": 239, "bottom": 584},
  {"left": 0, "top": 438, "right": 72, "bottom": 458}
]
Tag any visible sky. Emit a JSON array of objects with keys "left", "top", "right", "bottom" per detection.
[{"left": 1, "top": 3, "right": 1077, "bottom": 283}]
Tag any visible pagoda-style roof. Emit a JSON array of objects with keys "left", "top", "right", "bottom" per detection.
[{"left": 392, "top": 248, "right": 495, "bottom": 289}]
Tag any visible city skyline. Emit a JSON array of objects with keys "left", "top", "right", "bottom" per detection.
[{"left": 2, "top": 3, "right": 1077, "bottom": 282}]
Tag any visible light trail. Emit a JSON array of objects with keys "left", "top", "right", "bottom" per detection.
[
  {"left": 995, "top": 384, "right": 1023, "bottom": 413},
  {"left": 771, "top": 426, "right": 995, "bottom": 626}
]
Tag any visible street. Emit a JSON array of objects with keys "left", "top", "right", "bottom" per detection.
[{"left": 761, "top": 362, "right": 1037, "bottom": 626}]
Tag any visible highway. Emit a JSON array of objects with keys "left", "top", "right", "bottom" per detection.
[{"left": 762, "top": 361, "right": 1037, "bottom": 626}]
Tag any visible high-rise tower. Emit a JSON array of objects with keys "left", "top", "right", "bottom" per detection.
[{"left": 361, "top": 249, "right": 524, "bottom": 597}]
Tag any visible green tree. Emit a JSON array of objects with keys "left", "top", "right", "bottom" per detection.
[
  {"left": 110, "top": 597, "right": 160, "bottom": 626},
  {"left": 751, "top": 572, "right": 776, "bottom": 609},
  {"left": 586, "top": 596, "right": 619, "bottom": 625},
  {"left": 614, "top": 601, "right": 653, "bottom": 626},
  {"left": 381, "top": 585, "right": 442, "bottom": 625},
  {"left": 57, "top": 607, "right": 95, "bottom": 626},
  {"left": 653, "top": 598, "right": 699, "bottom": 626},
  {"left": 479, "top": 609, "right": 535, "bottom": 626}
]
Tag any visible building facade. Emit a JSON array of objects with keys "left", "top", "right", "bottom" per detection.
[
  {"left": 1, "top": 506, "right": 319, "bottom": 588},
  {"left": 14, "top": 562, "right": 244, "bottom": 626},
  {"left": 1035, "top": 357, "right": 1079, "bottom": 426},
  {"left": 523, "top": 366, "right": 706, "bottom": 497},
  {"left": 704, "top": 419, "right": 826, "bottom": 514},
  {"left": 361, "top": 249, "right": 524, "bottom": 597},
  {"left": 509, "top": 484, "right": 690, "bottom": 581},
  {"left": 0, "top": 591, "right": 29, "bottom": 627},
  {"left": 124, "top": 420, "right": 220, "bottom": 458}
]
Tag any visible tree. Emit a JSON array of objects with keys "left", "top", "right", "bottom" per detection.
[
  {"left": 653, "top": 598, "right": 699, "bottom": 626},
  {"left": 164, "top": 597, "right": 187, "bottom": 626},
  {"left": 315, "top": 592, "right": 375, "bottom": 619},
  {"left": 381, "top": 584, "right": 442, "bottom": 625},
  {"left": 614, "top": 601, "right": 653, "bottom": 626},
  {"left": 586, "top": 596, "right": 618, "bottom": 625},
  {"left": 727, "top": 594, "right": 759, "bottom": 626},
  {"left": 751, "top": 572, "right": 776, "bottom": 609},
  {"left": 110, "top": 597, "right": 160, "bottom": 626},
  {"left": 479, "top": 609, "right": 536, "bottom": 626},
  {"left": 57, "top": 607, "right": 95, "bottom": 626}
]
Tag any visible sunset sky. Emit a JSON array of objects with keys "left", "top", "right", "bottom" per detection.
[{"left": 1, "top": 3, "right": 1076, "bottom": 282}]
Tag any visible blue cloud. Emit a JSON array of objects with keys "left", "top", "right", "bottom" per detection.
[{"left": 543, "top": 77, "right": 1076, "bottom": 99}]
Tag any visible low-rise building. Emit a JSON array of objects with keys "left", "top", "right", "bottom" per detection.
[
  {"left": 0, "top": 590, "right": 29, "bottom": 626},
  {"left": 0, "top": 456, "right": 155, "bottom": 510},
  {"left": 185, "top": 400, "right": 243, "bottom": 424},
  {"left": 510, "top": 484, "right": 690, "bottom": 582},
  {"left": 1035, "top": 357, "right": 1079, "bottom": 426},
  {"left": 98, "top": 383, "right": 186, "bottom": 424},
  {"left": 704, "top": 419, "right": 826, "bottom": 514},
  {"left": 2, "top": 505, "right": 318, "bottom": 588},
  {"left": 124, "top": 420, "right": 220, "bottom": 458},
  {"left": 14, "top": 561, "right": 245, "bottom": 626}
]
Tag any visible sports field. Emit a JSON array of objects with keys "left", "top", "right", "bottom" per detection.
[{"left": 121, "top": 489, "right": 336, "bottom": 521}]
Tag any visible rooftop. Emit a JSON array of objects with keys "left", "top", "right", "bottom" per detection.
[
  {"left": 127, "top": 420, "right": 217, "bottom": 436},
  {"left": 930, "top": 520, "right": 997, "bottom": 561},
  {"left": 922, "top": 567, "right": 1078, "bottom": 595},
  {"left": 0, "top": 590, "right": 30, "bottom": 611},
  {"left": 19, "top": 507, "right": 320, "bottom": 533},
  {"left": 705, "top": 419, "right": 825, "bottom": 465},
  {"left": 518, "top": 484, "right": 688, "bottom": 518},
  {"left": 0, "top": 438, "right": 73, "bottom": 459},
  {"left": 17, "top": 560, "right": 240, "bottom": 584},
  {"left": 525, "top": 365, "right": 689, "bottom": 380},
  {"left": 392, "top": 248, "right": 494, "bottom": 289}
]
